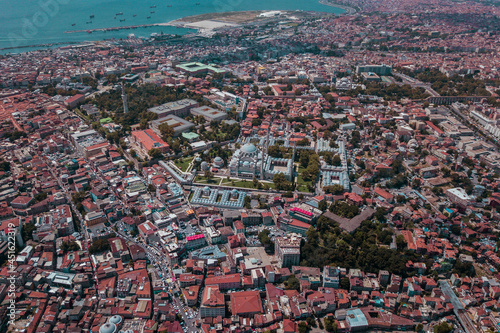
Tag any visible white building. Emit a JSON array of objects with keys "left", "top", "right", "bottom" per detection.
[
  {"left": 275, "top": 236, "right": 301, "bottom": 268},
  {"left": 206, "top": 226, "right": 222, "bottom": 244},
  {"left": 446, "top": 187, "right": 471, "bottom": 207}
]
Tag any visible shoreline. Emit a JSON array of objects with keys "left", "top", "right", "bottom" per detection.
[
  {"left": 0, "top": 41, "right": 82, "bottom": 52},
  {"left": 1, "top": 4, "right": 352, "bottom": 54},
  {"left": 318, "top": 0, "right": 357, "bottom": 14}
]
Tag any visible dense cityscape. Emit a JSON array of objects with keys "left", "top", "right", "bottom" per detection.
[{"left": 1, "top": 0, "right": 500, "bottom": 333}]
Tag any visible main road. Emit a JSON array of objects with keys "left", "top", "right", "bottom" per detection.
[{"left": 115, "top": 228, "right": 199, "bottom": 332}]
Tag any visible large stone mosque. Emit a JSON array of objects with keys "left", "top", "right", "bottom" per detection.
[{"left": 228, "top": 143, "right": 293, "bottom": 181}]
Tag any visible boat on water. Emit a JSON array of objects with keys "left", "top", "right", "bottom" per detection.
[
  {"left": 167, "top": 4, "right": 172, "bottom": 7},
  {"left": 120, "top": 19, "right": 126, "bottom": 22},
  {"left": 196, "top": 2, "right": 200, "bottom": 5},
  {"left": 87, "top": 30, "right": 92, "bottom": 33},
  {"left": 150, "top": 11, "right": 155, "bottom": 13},
  {"left": 116, "top": 12, "right": 123, "bottom": 15},
  {"left": 71, "top": 23, "right": 76, "bottom": 26},
  {"left": 90, "top": 14, "right": 94, "bottom": 18},
  {"left": 133, "top": 14, "right": 137, "bottom": 17},
  {"left": 150, "top": 5, "right": 156, "bottom": 8},
  {"left": 86, "top": 21, "right": 92, "bottom": 24},
  {"left": 147, "top": 16, "right": 151, "bottom": 19}
]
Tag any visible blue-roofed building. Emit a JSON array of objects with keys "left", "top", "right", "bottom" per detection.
[
  {"left": 190, "top": 186, "right": 246, "bottom": 209},
  {"left": 190, "top": 245, "right": 226, "bottom": 263},
  {"left": 318, "top": 138, "right": 350, "bottom": 191},
  {"left": 340, "top": 123, "right": 356, "bottom": 131},
  {"left": 322, "top": 170, "right": 350, "bottom": 191},
  {"left": 159, "top": 160, "right": 194, "bottom": 184},
  {"left": 346, "top": 308, "right": 369, "bottom": 332}
]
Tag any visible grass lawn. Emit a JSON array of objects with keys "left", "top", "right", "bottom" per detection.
[
  {"left": 75, "top": 109, "right": 90, "bottom": 121},
  {"left": 194, "top": 175, "right": 219, "bottom": 184},
  {"left": 296, "top": 166, "right": 314, "bottom": 192},
  {"left": 174, "top": 156, "right": 194, "bottom": 172},
  {"left": 221, "top": 179, "right": 275, "bottom": 190}
]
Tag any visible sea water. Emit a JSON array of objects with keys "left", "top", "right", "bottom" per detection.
[{"left": 0, "top": 0, "right": 344, "bottom": 53}]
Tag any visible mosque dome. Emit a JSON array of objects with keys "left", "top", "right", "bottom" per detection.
[
  {"left": 99, "top": 323, "right": 117, "bottom": 333},
  {"left": 240, "top": 143, "right": 257, "bottom": 154},
  {"left": 109, "top": 315, "right": 122, "bottom": 325}
]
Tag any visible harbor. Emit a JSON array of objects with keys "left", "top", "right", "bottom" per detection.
[{"left": 64, "top": 23, "right": 173, "bottom": 34}]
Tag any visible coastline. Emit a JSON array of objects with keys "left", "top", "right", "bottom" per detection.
[
  {"left": 318, "top": 0, "right": 357, "bottom": 14},
  {"left": 1, "top": 3, "right": 352, "bottom": 54},
  {"left": 0, "top": 41, "right": 80, "bottom": 52}
]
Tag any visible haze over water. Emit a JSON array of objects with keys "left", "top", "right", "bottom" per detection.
[{"left": 0, "top": 0, "right": 344, "bottom": 54}]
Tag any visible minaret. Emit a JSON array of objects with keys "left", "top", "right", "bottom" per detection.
[
  {"left": 121, "top": 83, "right": 128, "bottom": 114},
  {"left": 261, "top": 126, "right": 270, "bottom": 180}
]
